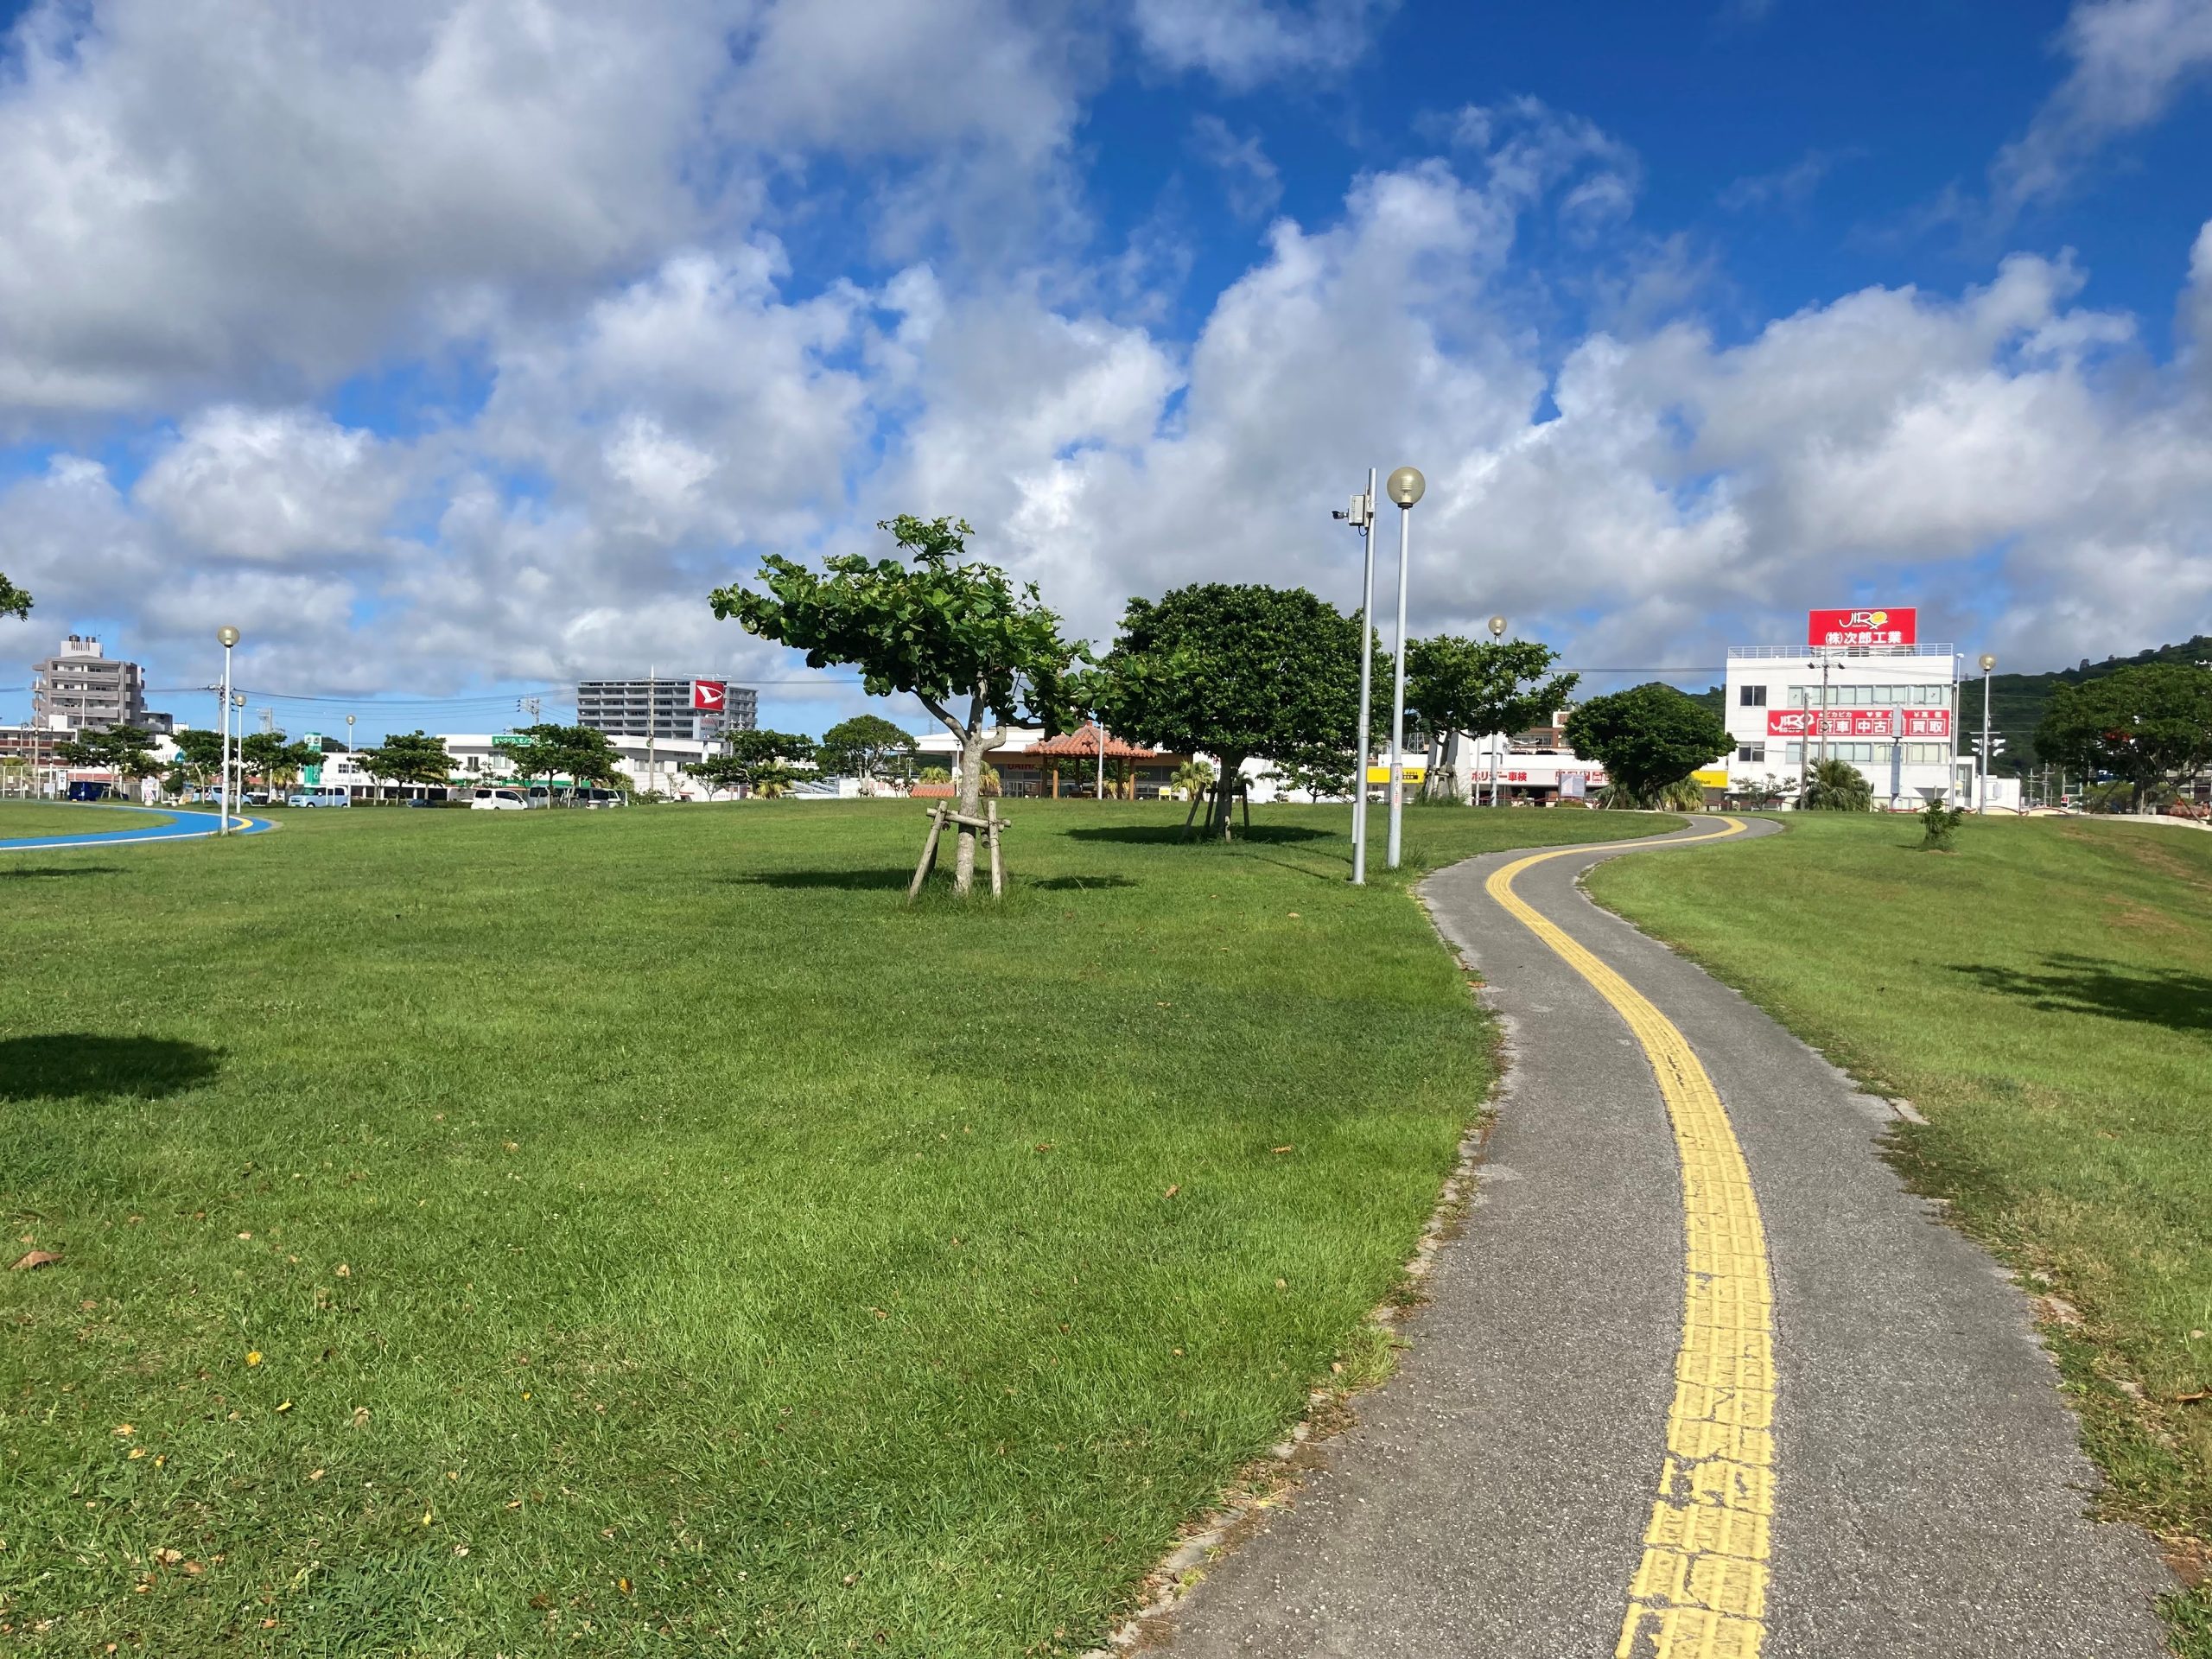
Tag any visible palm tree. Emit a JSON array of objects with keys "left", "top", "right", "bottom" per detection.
[
  {"left": 1799, "top": 757, "right": 1874, "bottom": 810},
  {"left": 1172, "top": 759, "right": 1215, "bottom": 802}
]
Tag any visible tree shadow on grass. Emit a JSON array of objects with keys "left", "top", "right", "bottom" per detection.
[
  {"left": 1065, "top": 824, "right": 1332, "bottom": 847},
  {"left": 0, "top": 866, "right": 126, "bottom": 880},
  {"left": 726, "top": 868, "right": 914, "bottom": 891},
  {"left": 0, "top": 1035, "right": 223, "bottom": 1101},
  {"left": 1954, "top": 954, "right": 2212, "bottom": 1035},
  {"left": 1029, "top": 874, "right": 1139, "bottom": 891}
]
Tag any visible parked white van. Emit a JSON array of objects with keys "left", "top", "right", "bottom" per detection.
[{"left": 468, "top": 788, "right": 532, "bottom": 811}]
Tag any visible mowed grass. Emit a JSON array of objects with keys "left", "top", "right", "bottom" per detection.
[
  {"left": 0, "top": 802, "right": 174, "bottom": 838},
  {"left": 1588, "top": 813, "right": 2212, "bottom": 1643},
  {"left": 1, "top": 798, "right": 1669, "bottom": 1656}
]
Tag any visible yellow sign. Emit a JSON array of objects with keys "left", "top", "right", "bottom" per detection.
[
  {"left": 1691, "top": 769, "right": 1731, "bottom": 788},
  {"left": 1366, "top": 765, "right": 1427, "bottom": 785}
]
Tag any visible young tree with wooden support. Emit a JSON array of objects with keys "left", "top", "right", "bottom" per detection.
[{"left": 711, "top": 515, "right": 1081, "bottom": 897}]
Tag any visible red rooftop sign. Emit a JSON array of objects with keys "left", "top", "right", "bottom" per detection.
[
  {"left": 1808, "top": 607, "right": 1916, "bottom": 648},
  {"left": 692, "top": 680, "right": 726, "bottom": 712}
]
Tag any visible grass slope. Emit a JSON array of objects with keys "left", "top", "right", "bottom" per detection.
[
  {"left": 1, "top": 799, "right": 1669, "bottom": 1657},
  {"left": 1587, "top": 813, "right": 2212, "bottom": 1646},
  {"left": 0, "top": 803, "right": 174, "bottom": 839}
]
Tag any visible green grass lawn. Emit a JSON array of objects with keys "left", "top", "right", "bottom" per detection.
[
  {"left": 0, "top": 802, "right": 174, "bottom": 838},
  {"left": 1588, "top": 813, "right": 2212, "bottom": 1646},
  {"left": 1, "top": 798, "right": 1670, "bottom": 1657}
]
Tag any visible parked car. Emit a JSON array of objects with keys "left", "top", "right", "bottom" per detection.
[
  {"left": 579, "top": 787, "right": 626, "bottom": 809},
  {"left": 285, "top": 791, "right": 352, "bottom": 808},
  {"left": 468, "top": 788, "right": 532, "bottom": 811}
]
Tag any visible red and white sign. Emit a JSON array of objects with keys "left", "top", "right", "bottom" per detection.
[
  {"left": 1902, "top": 709, "right": 1952, "bottom": 737},
  {"left": 691, "top": 680, "right": 727, "bottom": 712},
  {"left": 1808, "top": 607, "right": 1916, "bottom": 649},
  {"left": 1768, "top": 709, "right": 1899, "bottom": 738}
]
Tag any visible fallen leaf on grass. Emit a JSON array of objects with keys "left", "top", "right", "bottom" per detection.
[
  {"left": 617, "top": 1577, "right": 632, "bottom": 1595},
  {"left": 1163, "top": 1185, "right": 1180, "bottom": 1199},
  {"left": 113, "top": 1424, "right": 134, "bottom": 1437},
  {"left": 276, "top": 1401, "right": 292, "bottom": 1413},
  {"left": 127, "top": 1447, "right": 145, "bottom": 1460},
  {"left": 1033, "top": 1142, "right": 1054, "bottom": 1153},
  {"left": 245, "top": 1351, "right": 263, "bottom": 1367},
  {"left": 308, "top": 1469, "right": 325, "bottom": 1481},
  {"left": 9, "top": 1250, "right": 61, "bottom": 1271},
  {"left": 1269, "top": 1146, "right": 1294, "bottom": 1154},
  {"left": 153, "top": 1548, "right": 183, "bottom": 1565},
  {"left": 2176, "top": 1391, "right": 2209, "bottom": 1404}
]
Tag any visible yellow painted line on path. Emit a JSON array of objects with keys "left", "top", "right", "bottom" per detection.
[{"left": 1484, "top": 817, "right": 1775, "bottom": 1659}]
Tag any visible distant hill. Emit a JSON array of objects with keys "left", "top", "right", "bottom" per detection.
[{"left": 1974, "top": 635, "right": 2212, "bottom": 777}]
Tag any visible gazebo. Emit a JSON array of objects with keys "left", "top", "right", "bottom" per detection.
[{"left": 1031, "top": 722, "right": 1166, "bottom": 799}]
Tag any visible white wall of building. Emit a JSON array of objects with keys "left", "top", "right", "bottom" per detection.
[{"left": 1723, "top": 644, "right": 1971, "bottom": 807}]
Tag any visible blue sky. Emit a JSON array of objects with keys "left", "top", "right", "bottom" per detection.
[{"left": 0, "top": 0, "right": 2208, "bottom": 744}]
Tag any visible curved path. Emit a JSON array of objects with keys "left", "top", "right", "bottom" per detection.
[
  {"left": 1161, "top": 816, "right": 2171, "bottom": 1658},
  {"left": 0, "top": 804, "right": 275, "bottom": 852}
]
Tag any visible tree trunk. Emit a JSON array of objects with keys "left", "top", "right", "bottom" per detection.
[
  {"left": 1422, "top": 730, "right": 1447, "bottom": 801},
  {"left": 955, "top": 728, "right": 993, "bottom": 896},
  {"left": 1212, "top": 755, "right": 1246, "bottom": 840},
  {"left": 1440, "top": 729, "right": 1462, "bottom": 801}
]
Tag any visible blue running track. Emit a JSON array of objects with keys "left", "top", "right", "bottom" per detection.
[{"left": 0, "top": 804, "right": 276, "bottom": 853}]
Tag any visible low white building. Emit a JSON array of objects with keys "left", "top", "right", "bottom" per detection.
[{"left": 1724, "top": 608, "right": 1978, "bottom": 807}]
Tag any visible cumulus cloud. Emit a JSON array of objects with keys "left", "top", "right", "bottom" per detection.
[
  {"left": 1129, "top": 0, "right": 1384, "bottom": 89},
  {"left": 134, "top": 408, "right": 408, "bottom": 563},
  {"left": 1992, "top": 0, "right": 2212, "bottom": 213}
]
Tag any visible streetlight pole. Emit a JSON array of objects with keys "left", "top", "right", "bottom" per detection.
[
  {"left": 1487, "top": 613, "right": 1507, "bottom": 808},
  {"left": 216, "top": 626, "right": 239, "bottom": 833},
  {"left": 1977, "top": 652, "right": 1995, "bottom": 814},
  {"left": 1383, "top": 467, "right": 1424, "bottom": 870},
  {"left": 1337, "top": 470, "right": 1377, "bottom": 885}
]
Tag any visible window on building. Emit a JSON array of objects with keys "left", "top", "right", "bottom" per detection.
[
  {"left": 1738, "top": 684, "right": 1767, "bottom": 708},
  {"left": 1737, "top": 743, "right": 1765, "bottom": 764}
]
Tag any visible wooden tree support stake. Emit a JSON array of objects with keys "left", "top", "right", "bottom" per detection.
[
  {"left": 987, "top": 800, "right": 1004, "bottom": 898},
  {"left": 907, "top": 805, "right": 948, "bottom": 902}
]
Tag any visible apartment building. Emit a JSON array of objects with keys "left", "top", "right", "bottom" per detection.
[
  {"left": 29, "top": 635, "right": 171, "bottom": 734},
  {"left": 576, "top": 677, "right": 758, "bottom": 742}
]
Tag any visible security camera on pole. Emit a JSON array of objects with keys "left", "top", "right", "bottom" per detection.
[
  {"left": 215, "top": 626, "right": 240, "bottom": 834},
  {"left": 1383, "top": 466, "right": 1424, "bottom": 869},
  {"left": 1333, "top": 469, "right": 1378, "bottom": 885}
]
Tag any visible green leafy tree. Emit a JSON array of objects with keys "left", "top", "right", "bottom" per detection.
[
  {"left": 359, "top": 731, "right": 453, "bottom": 791},
  {"left": 501, "top": 724, "right": 626, "bottom": 802},
  {"left": 169, "top": 728, "right": 226, "bottom": 795},
  {"left": 684, "top": 730, "right": 817, "bottom": 798},
  {"left": 1405, "top": 636, "right": 1580, "bottom": 801},
  {"left": 1798, "top": 757, "right": 1874, "bottom": 811},
  {"left": 1095, "top": 584, "right": 1365, "bottom": 840},
  {"left": 816, "top": 715, "right": 915, "bottom": 791},
  {"left": 1561, "top": 683, "right": 1731, "bottom": 809},
  {"left": 55, "top": 725, "right": 162, "bottom": 789},
  {"left": 712, "top": 514, "right": 1082, "bottom": 896},
  {"left": 917, "top": 765, "right": 952, "bottom": 786},
  {"left": 238, "top": 732, "right": 321, "bottom": 798},
  {"left": 2034, "top": 663, "right": 2212, "bottom": 810},
  {"left": 0, "top": 571, "right": 29, "bottom": 620}
]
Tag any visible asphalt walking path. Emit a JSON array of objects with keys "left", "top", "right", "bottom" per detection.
[{"left": 1160, "top": 815, "right": 2174, "bottom": 1659}]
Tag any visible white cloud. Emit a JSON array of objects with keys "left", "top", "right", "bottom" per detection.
[
  {"left": 1992, "top": 0, "right": 2212, "bottom": 213},
  {"left": 135, "top": 407, "right": 407, "bottom": 563},
  {"left": 1191, "top": 116, "right": 1284, "bottom": 222},
  {"left": 1129, "top": 0, "right": 1383, "bottom": 89}
]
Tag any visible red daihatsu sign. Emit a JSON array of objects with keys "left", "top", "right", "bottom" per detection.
[
  {"left": 692, "top": 680, "right": 726, "bottom": 712},
  {"left": 1808, "top": 607, "right": 1916, "bottom": 648}
]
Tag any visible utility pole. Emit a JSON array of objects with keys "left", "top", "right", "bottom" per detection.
[
  {"left": 647, "top": 665, "right": 657, "bottom": 798},
  {"left": 1335, "top": 470, "right": 1377, "bottom": 884},
  {"left": 1488, "top": 614, "right": 1508, "bottom": 807}
]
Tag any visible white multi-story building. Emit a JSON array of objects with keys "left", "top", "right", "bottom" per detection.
[{"left": 1723, "top": 608, "right": 1971, "bottom": 806}]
